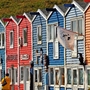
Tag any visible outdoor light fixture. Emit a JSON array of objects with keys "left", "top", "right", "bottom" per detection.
[
  {"left": 30, "top": 12, "right": 39, "bottom": 15},
  {"left": 3, "top": 18, "right": 12, "bottom": 22},
  {"left": 64, "top": 4, "right": 75, "bottom": 7},
  {"left": 46, "top": 8, "right": 56, "bottom": 11}
]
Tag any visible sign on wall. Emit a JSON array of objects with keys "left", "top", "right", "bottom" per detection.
[
  {"left": 7, "top": 55, "right": 17, "bottom": 60},
  {"left": 20, "top": 54, "right": 29, "bottom": 60}
]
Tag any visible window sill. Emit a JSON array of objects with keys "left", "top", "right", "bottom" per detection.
[
  {"left": 20, "top": 81, "right": 24, "bottom": 84},
  {"left": 49, "top": 85, "right": 54, "bottom": 86},
  {"left": 77, "top": 36, "right": 84, "bottom": 40},
  {"left": 0, "top": 46, "right": 5, "bottom": 49},
  {"left": 55, "top": 85, "right": 60, "bottom": 87},
  {"left": 48, "top": 40, "right": 53, "bottom": 42},
  {"left": 53, "top": 57, "right": 59, "bottom": 59},
  {"left": 37, "top": 41, "right": 42, "bottom": 44},
  {"left": 14, "top": 83, "right": 18, "bottom": 85},
  {"left": 10, "top": 46, "right": 13, "bottom": 49}
]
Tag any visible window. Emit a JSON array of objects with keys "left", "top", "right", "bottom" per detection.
[
  {"left": 73, "top": 69, "right": 77, "bottom": 85},
  {"left": 35, "top": 70, "right": 38, "bottom": 82},
  {"left": 48, "top": 23, "right": 58, "bottom": 42},
  {"left": 71, "top": 18, "right": 83, "bottom": 34},
  {"left": 50, "top": 68, "right": 54, "bottom": 85},
  {"left": 87, "top": 70, "right": 90, "bottom": 85},
  {"left": 60, "top": 68, "right": 65, "bottom": 85},
  {"left": 34, "top": 68, "right": 42, "bottom": 85},
  {"left": 26, "top": 67, "right": 29, "bottom": 81},
  {"left": 78, "top": 68, "right": 83, "bottom": 85},
  {"left": 67, "top": 68, "right": 71, "bottom": 84},
  {"left": 23, "top": 28, "right": 27, "bottom": 45},
  {"left": 20, "top": 67, "right": 24, "bottom": 81},
  {"left": 14, "top": 68, "right": 18, "bottom": 83},
  {"left": 10, "top": 31, "right": 14, "bottom": 48},
  {"left": 37, "top": 26, "right": 41, "bottom": 44},
  {"left": 0, "top": 33, "right": 5, "bottom": 48},
  {"left": 55, "top": 69, "right": 59, "bottom": 85}
]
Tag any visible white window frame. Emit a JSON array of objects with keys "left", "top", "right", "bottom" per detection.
[
  {"left": 78, "top": 67, "right": 84, "bottom": 88},
  {"left": 34, "top": 67, "right": 42, "bottom": 86},
  {"left": 14, "top": 68, "right": 18, "bottom": 84},
  {"left": 23, "top": 28, "right": 27, "bottom": 46},
  {"left": 10, "top": 31, "right": 14, "bottom": 48},
  {"left": 20, "top": 66, "right": 24, "bottom": 83},
  {"left": 0, "top": 33, "right": 5, "bottom": 48},
  {"left": 71, "top": 17, "right": 84, "bottom": 40},
  {"left": 37, "top": 25, "right": 42, "bottom": 44},
  {"left": 48, "top": 23, "right": 58, "bottom": 42}
]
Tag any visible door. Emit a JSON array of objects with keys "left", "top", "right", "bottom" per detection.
[{"left": 24, "top": 66, "right": 30, "bottom": 90}]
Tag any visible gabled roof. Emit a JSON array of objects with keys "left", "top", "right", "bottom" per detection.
[
  {"left": 32, "top": 9, "right": 50, "bottom": 22},
  {"left": 47, "top": 4, "right": 68, "bottom": 20},
  {"left": 65, "top": 0, "right": 89, "bottom": 16},
  {"left": 84, "top": 3, "right": 90, "bottom": 13},
  {"left": 25, "top": 12, "right": 34, "bottom": 20},
  {"left": 12, "top": 16, "right": 20, "bottom": 23}
]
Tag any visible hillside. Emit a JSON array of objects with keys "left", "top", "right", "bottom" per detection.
[{"left": 0, "top": 0, "right": 83, "bottom": 19}]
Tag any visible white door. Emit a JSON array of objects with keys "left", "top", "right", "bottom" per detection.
[{"left": 24, "top": 66, "right": 30, "bottom": 90}]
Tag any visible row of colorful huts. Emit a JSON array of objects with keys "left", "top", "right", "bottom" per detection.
[{"left": 0, "top": 0, "right": 90, "bottom": 90}]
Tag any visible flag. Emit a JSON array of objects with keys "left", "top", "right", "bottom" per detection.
[{"left": 57, "top": 26, "right": 76, "bottom": 50}]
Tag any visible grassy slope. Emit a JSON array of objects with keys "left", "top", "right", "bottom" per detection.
[{"left": 0, "top": 0, "right": 83, "bottom": 19}]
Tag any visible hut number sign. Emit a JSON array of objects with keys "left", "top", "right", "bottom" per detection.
[
  {"left": 20, "top": 54, "right": 29, "bottom": 60},
  {"left": 7, "top": 55, "right": 17, "bottom": 60}
]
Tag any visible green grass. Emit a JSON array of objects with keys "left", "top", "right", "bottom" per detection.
[{"left": 0, "top": 0, "right": 83, "bottom": 19}]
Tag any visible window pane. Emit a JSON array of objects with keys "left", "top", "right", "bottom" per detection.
[
  {"left": 87, "top": 70, "right": 90, "bottom": 85},
  {"left": 78, "top": 19, "right": 82, "bottom": 34},
  {"left": 48, "top": 25, "right": 53, "bottom": 41},
  {"left": 38, "top": 27, "right": 41, "bottom": 41},
  {"left": 26, "top": 68, "right": 29, "bottom": 81},
  {"left": 79, "top": 68, "right": 83, "bottom": 85},
  {"left": 61, "top": 68, "right": 64, "bottom": 85},
  {"left": 72, "top": 21, "right": 77, "bottom": 32},
  {"left": 67, "top": 68, "right": 71, "bottom": 84},
  {"left": 73, "top": 70, "right": 77, "bottom": 85},
  {"left": 55, "top": 70, "right": 59, "bottom": 85},
  {"left": 24, "top": 29, "right": 27, "bottom": 43},
  {"left": 2, "top": 33, "right": 4, "bottom": 46},
  {"left": 21, "top": 67, "right": 23, "bottom": 81},
  {"left": 10, "top": 32, "right": 13, "bottom": 46},
  {"left": 50, "top": 68, "right": 54, "bottom": 84},
  {"left": 0, "top": 34, "right": 1, "bottom": 46},
  {"left": 39, "top": 69, "right": 42, "bottom": 82},
  {"left": 15, "top": 69, "right": 18, "bottom": 83},
  {"left": 35, "top": 70, "right": 37, "bottom": 82}
]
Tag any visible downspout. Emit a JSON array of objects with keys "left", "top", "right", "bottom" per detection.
[{"left": 17, "top": 24, "right": 20, "bottom": 90}]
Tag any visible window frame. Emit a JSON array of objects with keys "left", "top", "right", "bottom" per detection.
[
  {"left": 20, "top": 66, "right": 24, "bottom": 83},
  {"left": 8, "top": 68, "right": 12, "bottom": 84},
  {"left": 23, "top": 28, "right": 27, "bottom": 46},
  {"left": 34, "top": 67, "right": 42, "bottom": 86},
  {"left": 14, "top": 68, "right": 18, "bottom": 84},
  {"left": 71, "top": 17, "right": 84, "bottom": 40},
  {"left": 48, "top": 22, "right": 58, "bottom": 42},
  {"left": 10, "top": 31, "right": 14, "bottom": 48},
  {"left": 37, "top": 25, "right": 42, "bottom": 44},
  {"left": 0, "top": 33, "right": 5, "bottom": 48},
  {"left": 26, "top": 67, "right": 30, "bottom": 82}
]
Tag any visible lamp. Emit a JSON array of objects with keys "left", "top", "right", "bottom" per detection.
[
  {"left": 64, "top": 4, "right": 75, "bottom": 7},
  {"left": 30, "top": 12, "right": 39, "bottom": 15},
  {"left": 3, "top": 18, "right": 12, "bottom": 22}
]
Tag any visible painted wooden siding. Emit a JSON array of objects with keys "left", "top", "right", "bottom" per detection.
[
  {"left": 85, "top": 7, "right": 90, "bottom": 64},
  {"left": 32, "top": 15, "right": 47, "bottom": 90},
  {"left": 60, "top": 87, "right": 65, "bottom": 90},
  {"left": 48, "top": 11, "right": 64, "bottom": 65},
  {"left": 6, "top": 21, "right": 18, "bottom": 68},
  {"left": 19, "top": 17, "right": 32, "bottom": 65},
  {"left": 66, "top": 7, "right": 84, "bottom": 64},
  {"left": 0, "top": 23, "right": 5, "bottom": 78}
]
